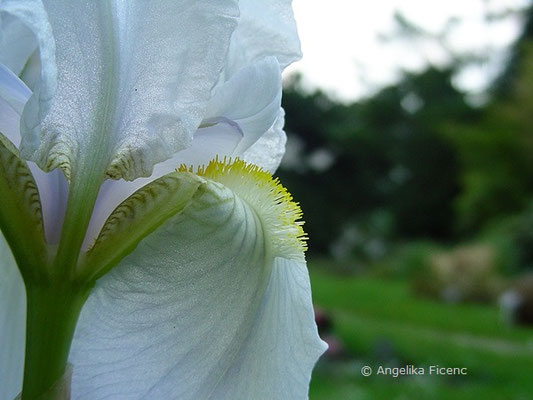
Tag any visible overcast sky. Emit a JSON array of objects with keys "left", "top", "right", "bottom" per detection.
[{"left": 285, "top": 0, "right": 530, "bottom": 102}]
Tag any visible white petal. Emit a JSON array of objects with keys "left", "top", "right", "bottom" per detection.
[
  {"left": 243, "top": 108, "right": 288, "bottom": 173},
  {"left": 0, "top": 0, "right": 57, "bottom": 163},
  {"left": 19, "top": 50, "right": 40, "bottom": 91},
  {"left": 206, "top": 57, "right": 282, "bottom": 155},
  {"left": 0, "top": 63, "right": 31, "bottom": 115},
  {"left": 175, "top": 119, "right": 243, "bottom": 167},
  {"left": 0, "top": 232, "right": 26, "bottom": 400},
  {"left": 226, "top": 0, "right": 301, "bottom": 76},
  {"left": 203, "top": 0, "right": 300, "bottom": 170},
  {"left": 0, "top": 91, "right": 22, "bottom": 147},
  {"left": 0, "top": 63, "right": 31, "bottom": 146},
  {"left": 70, "top": 179, "right": 324, "bottom": 399},
  {"left": 0, "top": 12, "right": 37, "bottom": 75},
  {"left": 82, "top": 121, "right": 242, "bottom": 249},
  {"left": 213, "top": 258, "right": 327, "bottom": 399},
  {"left": 4, "top": 0, "right": 239, "bottom": 182}
]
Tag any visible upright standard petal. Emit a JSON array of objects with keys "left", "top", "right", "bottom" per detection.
[
  {"left": 70, "top": 160, "right": 325, "bottom": 399},
  {"left": 243, "top": 108, "right": 288, "bottom": 173},
  {"left": 0, "top": 68, "right": 24, "bottom": 147},
  {"left": 0, "top": 12, "right": 37, "bottom": 76},
  {"left": 0, "top": 0, "right": 57, "bottom": 159},
  {"left": 0, "top": 63, "right": 31, "bottom": 116},
  {"left": 3, "top": 0, "right": 239, "bottom": 182},
  {"left": 205, "top": 57, "right": 282, "bottom": 155},
  {"left": 225, "top": 0, "right": 301, "bottom": 76},
  {"left": 0, "top": 233, "right": 26, "bottom": 400},
  {"left": 202, "top": 0, "right": 300, "bottom": 168}
]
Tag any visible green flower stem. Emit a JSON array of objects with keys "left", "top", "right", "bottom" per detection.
[
  {"left": 53, "top": 169, "right": 103, "bottom": 278},
  {"left": 21, "top": 280, "right": 92, "bottom": 400},
  {"left": 19, "top": 165, "right": 101, "bottom": 398}
]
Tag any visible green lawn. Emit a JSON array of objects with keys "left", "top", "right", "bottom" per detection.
[{"left": 307, "top": 261, "right": 533, "bottom": 400}]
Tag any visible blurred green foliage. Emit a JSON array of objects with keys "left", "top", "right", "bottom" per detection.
[
  {"left": 483, "top": 202, "right": 533, "bottom": 274},
  {"left": 308, "top": 263, "right": 533, "bottom": 400},
  {"left": 279, "top": 7, "right": 533, "bottom": 275},
  {"left": 445, "top": 40, "right": 533, "bottom": 233},
  {"left": 280, "top": 68, "right": 469, "bottom": 253}
]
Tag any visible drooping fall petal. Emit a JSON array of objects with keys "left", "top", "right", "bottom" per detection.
[
  {"left": 225, "top": 0, "right": 302, "bottom": 75},
  {"left": 69, "top": 161, "right": 326, "bottom": 399},
  {"left": 205, "top": 57, "right": 282, "bottom": 154}
]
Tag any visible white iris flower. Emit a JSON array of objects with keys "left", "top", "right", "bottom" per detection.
[{"left": 0, "top": 1, "right": 326, "bottom": 399}]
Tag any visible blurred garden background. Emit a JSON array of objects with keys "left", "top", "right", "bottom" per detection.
[{"left": 282, "top": 1, "right": 533, "bottom": 399}]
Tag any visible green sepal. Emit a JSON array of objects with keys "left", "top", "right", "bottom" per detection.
[
  {"left": 78, "top": 171, "right": 202, "bottom": 281},
  {"left": 0, "top": 133, "right": 48, "bottom": 278}
]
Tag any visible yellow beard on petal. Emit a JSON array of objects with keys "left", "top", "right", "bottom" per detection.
[{"left": 177, "top": 157, "right": 307, "bottom": 260}]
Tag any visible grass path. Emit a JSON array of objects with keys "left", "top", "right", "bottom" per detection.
[{"left": 336, "top": 310, "right": 533, "bottom": 356}]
